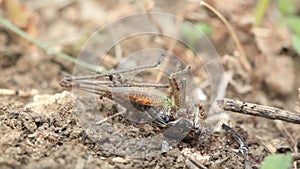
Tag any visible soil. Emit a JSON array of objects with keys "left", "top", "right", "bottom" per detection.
[
  {"left": 0, "top": 0, "right": 300, "bottom": 169},
  {"left": 0, "top": 92, "right": 265, "bottom": 169}
]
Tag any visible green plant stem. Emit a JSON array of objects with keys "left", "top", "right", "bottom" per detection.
[
  {"left": 254, "top": 0, "right": 270, "bottom": 26},
  {"left": 0, "top": 16, "right": 102, "bottom": 72}
]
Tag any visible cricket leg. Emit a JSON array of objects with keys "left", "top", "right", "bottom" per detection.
[
  {"left": 65, "top": 60, "right": 162, "bottom": 81},
  {"left": 168, "top": 65, "right": 191, "bottom": 108},
  {"left": 61, "top": 78, "right": 169, "bottom": 88}
]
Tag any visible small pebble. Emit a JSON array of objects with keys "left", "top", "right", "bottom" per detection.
[
  {"left": 161, "top": 140, "right": 171, "bottom": 153},
  {"left": 100, "top": 156, "right": 106, "bottom": 160},
  {"left": 111, "top": 157, "right": 130, "bottom": 164},
  {"left": 212, "top": 153, "right": 219, "bottom": 160}
]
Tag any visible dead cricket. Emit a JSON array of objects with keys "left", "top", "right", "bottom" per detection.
[
  {"left": 60, "top": 60, "right": 252, "bottom": 165},
  {"left": 60, "top": 60, "right": 208, "bottom": 141}
]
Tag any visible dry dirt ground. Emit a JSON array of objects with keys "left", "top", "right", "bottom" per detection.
[
  {"left": 0, "top": 91, "right": 261, "bottom": 169},
  {"left": 1, "top": 0, "right": 300, "bottom": 169}
]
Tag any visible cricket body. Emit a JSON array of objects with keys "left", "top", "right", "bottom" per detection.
[{"left": 60, "top": 60, "right": 207, "bottom": 140}]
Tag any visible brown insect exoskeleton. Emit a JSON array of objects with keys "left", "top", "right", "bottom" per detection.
[{"left": 60, "top": 60, "right": 207, "bottom": 141}]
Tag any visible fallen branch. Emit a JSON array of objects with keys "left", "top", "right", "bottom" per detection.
[{"left": 217, "top": 98, "right": 300, "bottom": 124}]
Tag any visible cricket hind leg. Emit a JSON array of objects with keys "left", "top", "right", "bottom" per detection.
[
  {"left": 168, "top": 65, "right": 207, "bottom": 129},
  {"left": 61, "top": 58, "right": 169, "bottom": 88},
  {"left": 106, "top": 58, "right": 168, "bottom": 87},
  {"left": 168, "top": 65, "right": 191, "bottom": 108}
]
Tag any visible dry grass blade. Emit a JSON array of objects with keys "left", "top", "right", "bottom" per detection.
[
  {"left": 200, "top": 1, "right": 251, "bottom": 73},
  {"left": 296, "top": 88, "right": 300, "bottom": 113}
]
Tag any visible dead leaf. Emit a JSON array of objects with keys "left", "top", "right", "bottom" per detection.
[
  {"left": 4, "top": 0, "right": 31, "bottom": 28},
  {"left": 222, "top": 55, "right": 252, "bottom": 94},
  {"left": 263, "top": 55, "right": 295, "bottom": 95},
  {"left": 3, "top": 0, "right": 39, "bottom": 57},
  {"left": 252, "top": 26, "right": 291, "bottom": 56}
]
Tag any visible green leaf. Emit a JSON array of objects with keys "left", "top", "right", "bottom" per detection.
[
  {"left": 180, "top": 22, "right": 213, "bottom": 49},
  {"left": 285, "top": 16, "right": 300, "bottom": 36},
  {"left": 261, "top": 154, "right": 292, "bottom": 169},
  {"left": 276, "top": 0, "right": 296, "bottom": 16},
  {"left": 254, "top": 0, "right": 271, "bottom": 26},
  {"left": 292, "top": 34, "right": 300, "bottom": 55},
  {"left": 195, "top": 23, "right": 213, "bottom": 36}
]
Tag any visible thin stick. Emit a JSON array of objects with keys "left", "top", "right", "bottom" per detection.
[
  {"left": 95, "top": 110, "right": 126, "bottom": 125},
  {"left": 185, "top": 155, "right": 208, "bottom": 169},
  {"left": 200, "top": 1, "right": 251, "bottom": 73},
  {"left": 0, "top": 88, "right": 38, "bottom": 97},
  {"left": 217, "top": 98, "right": 300, "bottom": 124},
  {"left": 274, "top": 120, "right": 296, "bottom": 152}
]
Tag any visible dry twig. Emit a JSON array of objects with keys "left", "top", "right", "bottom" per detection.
[
  {"left": 217, "top": 98, "right": 300, "bottom": 124},
  {"left": 0, "top": 88, "right": 38, "bottom": 97}
]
